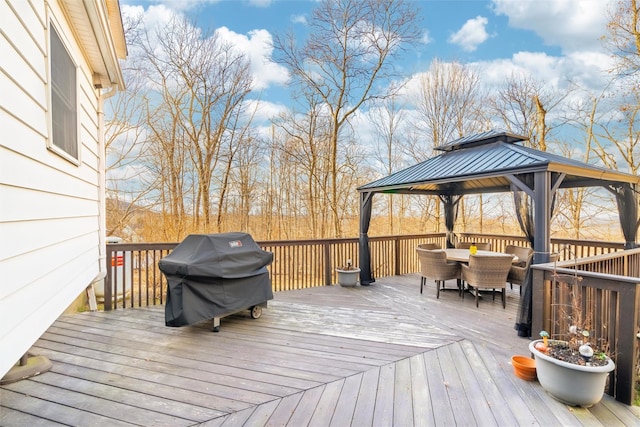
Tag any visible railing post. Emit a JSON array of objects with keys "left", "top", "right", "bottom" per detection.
[
  {"left": 531, "top": 267, "right": 546, "bottom": 337},
  {"left": 395, "top": 237, "right": 401, "bottom": 276},
  {"left": 104, "top": 246, "right": 113, "bottom": 311},
  {"left": 614, "top": 282, "right": 639, "bottom": 405},
  {"left": 324, "top": 242, "right": 332, "bottom": 286}
]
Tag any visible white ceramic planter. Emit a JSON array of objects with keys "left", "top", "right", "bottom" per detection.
[
  {"left": 529, "top": 339, "right": 615, "bottom": 407},
  {"left": 336, "top": 268, "right": 360, "bottom": 287}
]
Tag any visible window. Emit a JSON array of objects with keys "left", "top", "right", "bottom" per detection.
[{"left": 50, "top": 25, "right": 78, "bottom": 160}]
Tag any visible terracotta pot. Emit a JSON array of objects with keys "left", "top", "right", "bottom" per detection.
[
  {"left": 529, "top": 339, "right": 615, "bottom": 407},
  {"left": 511, "top": 355, "right": 536, "bottom": 381}
]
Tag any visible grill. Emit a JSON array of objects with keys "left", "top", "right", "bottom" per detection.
[{"left": 158, "top": 232, "right": 274, "bottom": 332}]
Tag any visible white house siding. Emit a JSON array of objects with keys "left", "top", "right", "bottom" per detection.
[{"left": 0, "top": 0, "right": 109, "bottom": 378}]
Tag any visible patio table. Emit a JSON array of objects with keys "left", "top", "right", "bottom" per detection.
[
  {"left": 445, "top": 248, "right": 519, "bottom": 264},
  {"left": 444, "top": 249, "right": 518, "bottom": 297}
]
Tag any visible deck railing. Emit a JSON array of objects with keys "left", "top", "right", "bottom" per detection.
[
  {"left": 104, "top": 233, "right": 448, "bottom": 310},
  {"left": 105, "top": 233, "right": 626, "bottom": 310},
  {"left": 104, "top": 233, "right": 637, "bottom": 404},
  {"left": 531, "top": 249, "right": 640, "bottom": 405}
]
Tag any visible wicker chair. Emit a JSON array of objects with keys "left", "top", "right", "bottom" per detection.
[
  {"left": 416, "top": 248, "right": 461, "bottom": 298},
  {"left": 456, "top": 241, "right": 492, "bottom": 251},
  {"left": 461, "top": 254, "right": 514, "bottom": 308},
  {"left": 417, "top": 243, "right": 440, "bottom": 250},
  {"left": 505, "top": 245, "right": 534, "bottom": 294}
]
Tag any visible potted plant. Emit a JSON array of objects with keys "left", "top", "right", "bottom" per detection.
[
  {"left": 528, "top": 250, "right": 615, "bottom": 407},
  {"left": 336, "top": 259, "right": 360, "bottom": 287},
  {"left": 529, "top": 330, "right": 614, "bottom": 407}
]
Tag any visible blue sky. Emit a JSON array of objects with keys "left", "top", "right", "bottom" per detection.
[
  {"left": 118, "top": 0, "right": 619, "bottom": 148},
  {"left": 121, "top": 0, "right": 614, "bottom": 98}
]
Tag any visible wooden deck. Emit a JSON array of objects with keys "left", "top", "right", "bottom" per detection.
[{"left": 2, "top": 274, "right": 639, "bottom": 426}]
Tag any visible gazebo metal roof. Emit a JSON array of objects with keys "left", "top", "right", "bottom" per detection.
[{"left": 359, "top": 130, "right": 639, "bottom": 196}]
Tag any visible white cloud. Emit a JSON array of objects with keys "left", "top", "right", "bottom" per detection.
[
  {"left": 122, "top": 5, "right": 288, "bottom": 92},
  {"left": 248, "top": 0, "right": 273, "bottom": 7},
  {"left": 122, "top": 4, "right": 173, "bottom": 29},
  {"left": 132, "top": 0, "right": 207, "bottom": 13},
  {"left": 421, "top": 30, "right": 432, "bottom": 45},
  {"left": 216, "top": 27, "right": 289, "bottom": 90},
  {"left": 491, "top": 0, "right": 614, "bottom": 53},
  {"left": 449, "top": 16, "right": 489, "bottom": 52},
  {"left": 470, "top": 50, "right": 612, "bottom": 93},
  {"left": 291, "top": 14, "right": 307, "bottom": 25},
  {"left": 245, "top": 99, "right": 289, "bottom": 124}
]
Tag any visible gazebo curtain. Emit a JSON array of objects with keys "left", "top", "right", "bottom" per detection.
[
  {"left": 512, "top": 186, "right": 556, "bottom": 248},
  {"left": 440, "top": 195, "right": 461, "bottom": 248},
  {"left": 608, "top": 183, "right": 639, "bottom": 249},
  {"left": 513, "top": 189, "right": 535, "bottom": 247},
  {"left": 359, "top": 192, "right": 375, "bottom": 285},
  {"left": 513, "top": 185, "right": 557, "bottom": 337}
]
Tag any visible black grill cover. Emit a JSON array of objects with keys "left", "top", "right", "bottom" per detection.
[{"left": 159, "top": 232, "right": 274, "bottom": 327}]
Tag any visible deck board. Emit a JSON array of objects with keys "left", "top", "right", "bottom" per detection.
[
  {"left": 265, "top": 391, "right": 303, "bottom": 426},
  {"left": 283, "top": 385, "right": 325, "bottom": 426},
  {"left": 328, "top": 373, "right": 360, "bottom": 427},
  {"left": 392, "top": 357, "right": 414, "bottom": 427},
  {"left": 437, "top": 344, "right": 478, "bottom": 426},
  {"left": 1, "top": 274, "right": 639, "bottom": 426},
  {"left": 460, "top": 340, "right": 523, "bottom": 426},
  {"left": 350, "top": 368, "right": 378, "bottom": 426},
  {"left": 372, "top": 363, "right": 395, "bottom": 426},
  {"left": 308, "top": 378, "right": 343, "bottom": 427},
  {"left": 449, "top": 341, "right": 498, "bottom": 425},
  {"left": 409, "top": 353, "right": 433, "bottom": 427}
]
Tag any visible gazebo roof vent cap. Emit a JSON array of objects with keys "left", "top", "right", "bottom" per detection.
[{"left": 434, "top": 129, "right": 528, "bottom": 152}]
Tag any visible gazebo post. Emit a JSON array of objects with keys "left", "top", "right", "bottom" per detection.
[
  {"left": 533, "top": 171, "right": 551, "bottom": 264},
  {"left": 528, "top": 171, "right": 551, "bottom": 338}
]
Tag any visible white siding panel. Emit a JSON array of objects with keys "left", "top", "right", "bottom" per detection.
[
  {"left": 0, "top": 145, "right": 99, "bottom": 201},
  {"left": 79, "top": 120, "right": 100, "bottom": 168},
  {"left": 0, "top": 70, "right": 48, "bottom": 136},
  {"left": 78, "top": 85, "right": 100, "bottom": 165},
  {"left": 0, "top": 33, "right": 47, "bottom": 109},
  {"left": 0, "top": 216, "right": 97, "bottom": 261},
  {"left": 0, "top": 230, "right": 99, "bottom": 301},
  {"left": 0, "top": 185, "right": 97, "bottom": 222},
  {"left": 0, "top": 242, "right": 99, "bottom": 375},
  {"left": 0, "top": 0, "right": 46, "bottom": 81},
  {"left": 79, "top": 78, "right": 99, "bottom": 130},
  {"left": 0, "top": 109, "right": 47, "bottom": 154},
  {"left": 29, "top": 0, "right": 47, "bottom": 24},
  {"left": 7, "top": 0, "right": 46, "bottom": 43}
]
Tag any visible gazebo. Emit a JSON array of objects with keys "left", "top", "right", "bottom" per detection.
[{"left": 357, "top": 130, "right": 639, "bottom": 293}]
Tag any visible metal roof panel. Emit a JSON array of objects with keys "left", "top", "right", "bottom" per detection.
[{"left": 359, "top": 137, "right": 640, "bottom": 193}]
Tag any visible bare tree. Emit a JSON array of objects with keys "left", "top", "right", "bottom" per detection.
[
  {"left": 556, "top": 0, "right": 640, "bottom": 242},
  {"left": 604, "top": 0, "right": 640, "bottom": 78},
  {"left": 143, "top": 99, "right": 189, "bottom": 240},
  {"left": 591, "top": 89, "right": 640, "bottom": 175},
  {"left": 490, "top": 74, "right": 549, "bottom": 149},
  {"left": 273, "top": 0, "right": 422, "bottom": 237},
  {"left": 105, "top": 14, "right": 158, "bottom": 239},
  {"left": 131, "top": 14, "right": 253, "bottom": 235},
  {"left": 590, "top": 0, "right": 640, "bottom": 175},
  {"left": 225, "top": 133, "right": 263, "bottom": 233},
  {"left": 411, "top": 59, "right": 486, "bottom": 148},
  {"left": 410, "top": 59, "right": 487, "bottom": 233},
  {"left": 272, "top": 94, "right": 333, "bottom": 238},
  {"left": 553, "top": 139, "right": 610, "bottom": 239},
  {"left": 105, "top": 70, "right": 153, "bottom": 238},
  {"left": 368, "top": 91, "right": 408, "bottom": 234}
]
